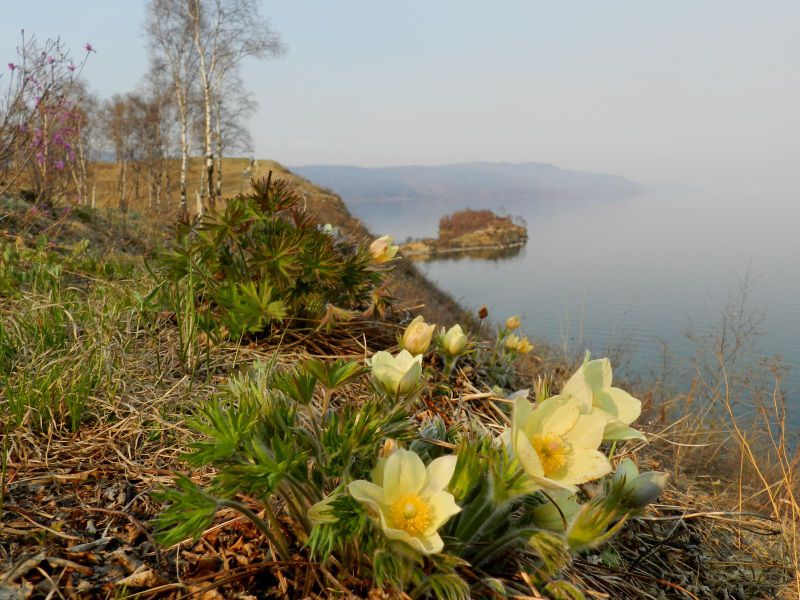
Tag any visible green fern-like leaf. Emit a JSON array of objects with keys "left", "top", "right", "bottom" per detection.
[{"left": 152, "top": 476, "right": 220, "bottom": 546}]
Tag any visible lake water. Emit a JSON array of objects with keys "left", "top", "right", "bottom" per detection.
[{"left": 348, "top": 188, "right": 800, "bottom": 426}]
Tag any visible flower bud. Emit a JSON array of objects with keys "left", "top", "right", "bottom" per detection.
[
  {"left": 478, "top": 306, "right": 489, "bottom": 320},
  {"left": 505, "top": 315, "right": 521, "bottom": 330},
  {"left": 530, "top": 490, "right": 580, "bottom": 532},
  {"left": 308, "top": 494, "right": 339, "bottom": 525},
  {"left": 613, "top": 459, "right": 668, "bottom": 510},
  {"left": 370, "top": 349, "right": 423, "bottom": 398},
  {"left": 401, "top": 316, "right": 436, "bottom": 355},
  {"left": 441, "top": 325, "right": 468, "bottom": 356}
]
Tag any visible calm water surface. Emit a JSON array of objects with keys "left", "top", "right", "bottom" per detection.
[{"left": 349, "top": 188, "right": 800, "bottom": 426}]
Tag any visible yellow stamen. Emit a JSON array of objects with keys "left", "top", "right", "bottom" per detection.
[
  {"left": 531, "top": 433, "right": 570, "bottom": 477},
  {"left": 388, "top": 493, "right": 434, "bottom": 536}
]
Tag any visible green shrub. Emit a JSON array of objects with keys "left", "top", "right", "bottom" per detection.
[{"left": 159, "top": 175, "right": 387, "bottom": 339}]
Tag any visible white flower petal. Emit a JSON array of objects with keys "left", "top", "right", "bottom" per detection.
[
  {"left": 425, "top": 490, "right": 461, "bottom": 533},
  {"left": 602, "top": 419, "right": 646, "bottom": 441},
  {"left": 584, "top": 357, "right": 613, "bottom": 389},
  {"left": 398, "top": 362, "right": 422, "bottom": 395},
  {"left": 369, "top": 351, "right": 393, "bottom": 368},
  {"left": 417, "top": 531, "right": 444, "bottom": 555},
  {"left": 560, "top": 370, "right": 594, "bottom": 413},
  {"left": 561, "top": 449, "right": 611, "bottom": 485},
  {"left": 422, "top": 455, "right": 457, "bottom": 495},
  {"left": 382, "top": 449, "right": 426, "bottom": 499},
  {"left": 499, "top": 427, "right": 511, "bottom": 449},
  {"left": 563, "top": 414, "right": 605, "bottom": 449},
  {"left": 382, "top": 526, "right": 421, "bottom": 548},
  {"left": 348, "top": 480, "right": 387, "bottom": 513},
  {"left": 382, "top": 527, "right": 443, "bottom": 555},
  {"left": 529, "top": 474, "right": 578, "bottom": 493},
  {"left": 597, "top": 387, "right": 641, "bottom": 425},
  {"left": 528, "top": 395, "right": 580, "bottom": 437},
  {"left": 512, "top": 426, "right": 545, "bottom": 478},
  {"left": 394, "top": 349, "right": 421, "bottom": 371}
]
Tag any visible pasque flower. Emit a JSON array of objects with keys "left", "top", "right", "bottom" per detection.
[
  {"left": 505, "top": 394, "right": 611, "bottom": 492},
  {"left": 349, "top": 449, "right": 461, "bottom": 554},
  {"left": 612, "top": 458, "right": 668, "bottom": 510},
  {"left": 516, "top": 337, "right": 533, "bottom": 354},
  {"left": 560, "top": 356, "right": 645, "bottom": 441},
  {"left": 370, "top": 349, "right": 423, "bottom": 397},
  {"left": 369, "top": 235, "right": 399, "bottom": 264},
  {"left": 504, "top": 334, "right": 533, "bottom": 354},
  {"left": 440, "top": 324, "right": 467, "bottom": 357},
  {"left": 530, "top": 489, "right": 581, "bottom": 532},
  {"left": 505, "top": 315, "right": 521, "bottom": 330},
  {"left": 401, "top": 315, "right": 436, "bottom": 355}
]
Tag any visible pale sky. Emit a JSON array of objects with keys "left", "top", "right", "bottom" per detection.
[{"left": 2, "top": 1, "right": 799, "bottom": 188}]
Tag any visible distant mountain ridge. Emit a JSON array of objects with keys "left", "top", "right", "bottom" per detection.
[{"left": 291, "top": 162, "right": 640, "bottom": 203}]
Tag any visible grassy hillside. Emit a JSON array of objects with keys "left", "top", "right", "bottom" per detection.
[{"left": 0, "top": 160, "right": 796, "bottom": 599}]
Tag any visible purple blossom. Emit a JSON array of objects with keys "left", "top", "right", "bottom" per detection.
[
  {"left": 7, "top": 63, "right": 16, "bottom": 71},
  {"left": 47, "top": 56, "right": 55, "bottom": 65},
  {"left": 54, "top": 160, "right": 65, "bottom": 170},
  {"left": 68, "top": 63, "right": 75, "bottom": 72},
  {"left": 84, "top": 42, "right": 93, "bottom": 53}
]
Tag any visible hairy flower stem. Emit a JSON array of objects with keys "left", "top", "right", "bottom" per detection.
[
  {"left": 443, "top": 355, "right": 460, "bottom": 380},
  {"left": 217, "top": 498, "right": 291, "bottom": 562},
  {"left": 470, "top": 526, "right": 531, "bottom": 567},
  {"left": 453, "top": 480, "right": 494, "bottom": 542},
  {"left": 280, "top": 482, "right": 313, "bottom": 533},
  {"left": 320, "top": 388, "right": 333, "bottom": 416}
]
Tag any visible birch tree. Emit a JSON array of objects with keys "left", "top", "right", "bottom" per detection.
[
  {"left": 213, "top": 68, "right": 256, "bottom": 197},
  {"left": 185, "top": 0, "right": 284, "bottom": 209},
  {"left": 144, "top": 0, "right": 197, "bottom": 220}
]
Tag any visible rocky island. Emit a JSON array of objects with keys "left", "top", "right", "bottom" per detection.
[{"left": 401, "top": 208, "right": 528, "bottom": 259}]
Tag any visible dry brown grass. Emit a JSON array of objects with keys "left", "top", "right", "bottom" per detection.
[{"left": 632, "top": 357, "right": 800, "bottom": 599}]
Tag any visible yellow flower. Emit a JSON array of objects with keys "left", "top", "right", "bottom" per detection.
[
  {"left": 504, "top": 334, "right": 532, "bottom": 354},
  {"left": 370, "top": 349, "right": 423, "bottom": 397},
  {"left": 561, "top": 357, "right": 645, "bottom": 441},
  {"left": 349, "top": 449, "right": 461, "bottom": 555},
  {"left": 506, "top": 394, "right": 611, "bottom": 492},
  {"left": 440, "top": 324, "right": 467, "bottom": 356},
  {"left": 505, "top": 315, "right": 521, "bottom": 330},
  {"left": 504, "top": 334, "right": 521, "bottom": 351},
  {"left": 516, "top": 337, "right": 533, "bottom": 354},
  {"left": 401, "top": 316, "right": 436, "bottom": 356},
  {"left": 369, "top": 235, "right": 399, "bottom": 264}
]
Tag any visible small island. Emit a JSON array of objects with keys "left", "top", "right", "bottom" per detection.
[{"left": 401, "top": 208, "right": 528, "bottom": 259}]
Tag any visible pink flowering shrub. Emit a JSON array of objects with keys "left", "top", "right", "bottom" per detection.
[{"left": 0, "top": 31, "right": 92, "bottom": 204}]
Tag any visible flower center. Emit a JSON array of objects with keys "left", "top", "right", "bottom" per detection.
[
  {"left": 531, "top": 433, "right": 570, "bottom": 477},
  {"left": 388, "top": 493, "right": 434, "bottom": 536}
]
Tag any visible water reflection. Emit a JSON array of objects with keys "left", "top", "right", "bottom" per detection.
[
  {"left": 349, "top": 188, "right": 800, "bottom": 426},
  {"left": 406, "top": 243, "right": 524, "bottom": 263}
]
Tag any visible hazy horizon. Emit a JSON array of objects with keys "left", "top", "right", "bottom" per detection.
[{"left": 2, "top": 1, "right": 799, "bottom": 191}]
